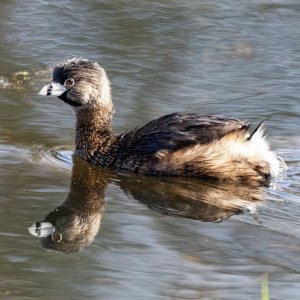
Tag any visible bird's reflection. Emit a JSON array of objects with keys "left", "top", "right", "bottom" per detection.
[
  {"left": 29, "top": 156, "right": 265, "bottom": 253},
  {"left": 28, "top": 157, "right": 108, "bottom": 253},
  {"left": 119, "top": 174, "right": 264, "bottom": 222}
]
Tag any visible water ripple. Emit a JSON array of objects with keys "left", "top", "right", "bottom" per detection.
[
  {"left": 27, "top": 145, "right": 73, "bottom": 172},
  {"left": 0, "top": 143, "right": 73, "bottom": 174}
]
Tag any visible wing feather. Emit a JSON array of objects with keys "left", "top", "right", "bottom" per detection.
[{"left": 117, "top": 112, "right": 249, "bottom": 156}]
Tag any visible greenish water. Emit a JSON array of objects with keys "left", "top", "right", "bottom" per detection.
[{"left": 1, "top": 1, "right": 300, "bottom": 299}]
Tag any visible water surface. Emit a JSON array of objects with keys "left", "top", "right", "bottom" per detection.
[{"left": 1, "top": 1, "right": 300, "bottom": 299}]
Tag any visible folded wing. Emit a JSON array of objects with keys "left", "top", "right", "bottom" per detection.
[{"left": 118, "top": 112, "right": 250, "bottom": 156}]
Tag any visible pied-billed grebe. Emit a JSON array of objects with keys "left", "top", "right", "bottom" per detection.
[{"left": 39, "top": 57, "right": 282, "bottom": 183}]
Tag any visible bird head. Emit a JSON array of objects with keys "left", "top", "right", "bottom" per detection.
[{"left": 39, "top": 57, "right": 112, "bottom": 112}]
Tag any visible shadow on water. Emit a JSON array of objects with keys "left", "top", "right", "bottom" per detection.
[{"left": 28, "top": 156, "right": 265, "bottom": 253}]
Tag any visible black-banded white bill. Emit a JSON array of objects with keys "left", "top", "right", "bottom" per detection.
[
  {"left": 39, "top": 82, "right": 66, "bottom": 96},
  {"left": 28, "top": 222, "right": 56, "bottom": 238}
]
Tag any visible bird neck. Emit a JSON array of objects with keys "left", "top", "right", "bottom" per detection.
[
  {"left": 63, "top": 157, "right": 107, "bottom": 212},
  {"left": 75, "top": 107, "right": 114, "bottom": 160}
]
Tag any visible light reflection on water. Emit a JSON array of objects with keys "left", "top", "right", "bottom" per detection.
[{"left": 1, "top": 0, "right": 300, "bottom": 299}]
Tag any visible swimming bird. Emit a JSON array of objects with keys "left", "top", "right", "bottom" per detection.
[{"left": 39, "top": 57, "right": 282, "bottom": 183}]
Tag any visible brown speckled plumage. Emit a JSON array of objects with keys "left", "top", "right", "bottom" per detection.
[{"left": 39, "top": 57, "right": 283, "bottom": 183}]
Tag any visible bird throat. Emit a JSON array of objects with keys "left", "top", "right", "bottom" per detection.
[{"left": 74, "top": 107, "right": 114, "bottom": 162}]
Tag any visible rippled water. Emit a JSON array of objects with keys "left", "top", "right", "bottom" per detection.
[{"left": 1, "top": 1, "right": 300, "bottom": 299}]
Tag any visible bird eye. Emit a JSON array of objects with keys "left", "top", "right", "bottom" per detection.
[
  {"left": 64, "top": 78, "right": 75, "bottom": 87},
  {"left": 51, "top": 233, "right": 63, "bottom": 243}
]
